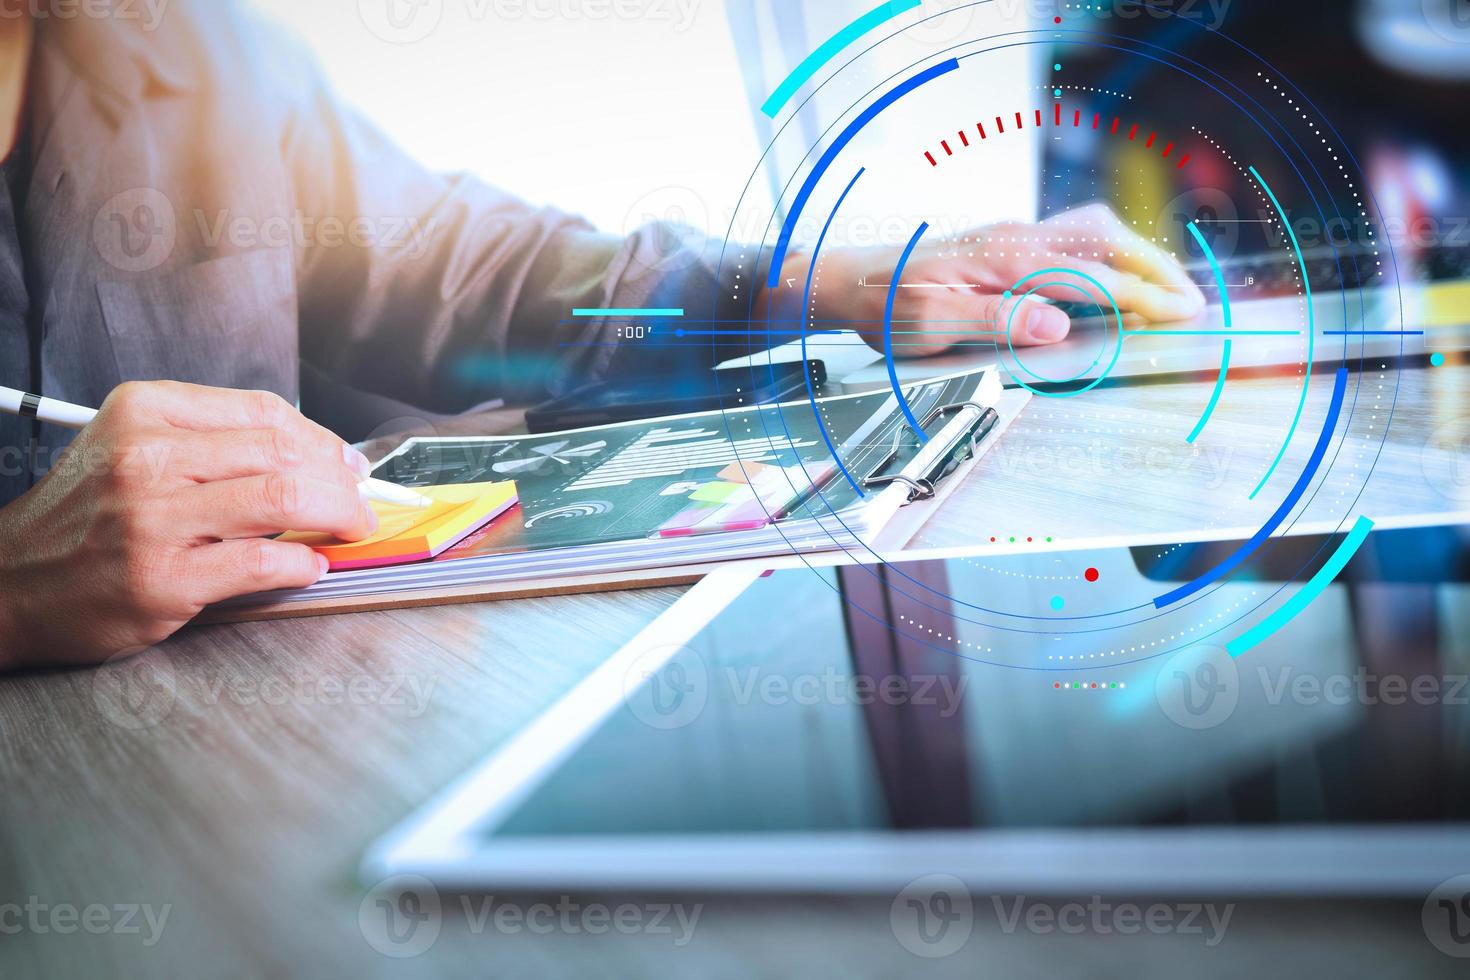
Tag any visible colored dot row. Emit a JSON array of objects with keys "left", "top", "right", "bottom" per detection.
[{"left": 1054, "top": 682, "right": 1126, "bottom": 690}]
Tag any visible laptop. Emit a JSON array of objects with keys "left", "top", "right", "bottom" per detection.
[{"left": 836, "top": 2, "right": 1470, "bottom": 389}]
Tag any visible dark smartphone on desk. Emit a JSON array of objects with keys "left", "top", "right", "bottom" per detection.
[{"left": 526, "top": 360, "right": 826, "bottom": 433}]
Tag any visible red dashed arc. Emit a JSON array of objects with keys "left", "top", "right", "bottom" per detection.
[{"left": 923, "top": 105, "right": 1191, "bottom": 170}]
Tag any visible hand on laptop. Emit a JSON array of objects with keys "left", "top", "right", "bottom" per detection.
[
  {"left": 801, "top": 203, "right": 1206, "bottom": 357},
  {"left": 0, "top": 382, "right": 378, "bottom": 669}
]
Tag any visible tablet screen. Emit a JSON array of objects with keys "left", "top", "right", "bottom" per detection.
[{"left": 487, "top": 527, "right": 1470, "bottom": 841}]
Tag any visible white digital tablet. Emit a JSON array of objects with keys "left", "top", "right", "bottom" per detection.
[{"left": 365, "top": 524, "right": 1470, "bottom": 895}]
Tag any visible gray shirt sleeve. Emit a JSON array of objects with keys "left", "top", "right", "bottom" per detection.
[{"left": 261, "top": 23, "right": 766, "bottom": 413}]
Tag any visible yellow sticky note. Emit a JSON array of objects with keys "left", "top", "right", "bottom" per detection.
[
  {"left": 1423, "top": 280, "right": 1470, "bottom": 330},
  {"left": 279, "top": 481, "right": 518, "bottom": 571}
]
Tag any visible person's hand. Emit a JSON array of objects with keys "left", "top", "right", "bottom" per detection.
[
  {"left": 792, "top": 203, "right": 1206, "bottom": 357},
  {"left": 0, "top": 382, "right": 378, "bottom": 669}
]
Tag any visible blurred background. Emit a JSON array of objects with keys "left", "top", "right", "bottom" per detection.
[{"left": 252, "top": 1, "right": 1470, "bottom": 256}]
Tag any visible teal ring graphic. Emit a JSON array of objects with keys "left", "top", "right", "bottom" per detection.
[
  {"left": 1004, "top": 281, "right": 1109, "bottom": 384},
  {"left": 1002, "top": 267, "right": 1124, "bottom": 397}
]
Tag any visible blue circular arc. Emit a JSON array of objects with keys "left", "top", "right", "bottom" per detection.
[{"left": 883, "top": 221, "right": 933, "bottom": 442}]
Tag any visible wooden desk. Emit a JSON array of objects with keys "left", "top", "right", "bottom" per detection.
[
  {"left": 914, "top": 362, "right": 1470, "bottom": 548},
  {"left": 4, "top": 368, "right": 1466, "bottom": 977}
]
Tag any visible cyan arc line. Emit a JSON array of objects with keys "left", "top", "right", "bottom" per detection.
[
  {"left": 1188, "top": 341, "right": 1233, "bottom": 443},
  {"left": 1184, "top": 220, "right": 1233, "bottom": 444},
  {"left": 800, "top": 166, "right": 868, "bottom": 497},
  {"left": 766, "top": 58, "right": 959, "bottom": 290},
  {"left": 704, "top": 18, "right": 1388, "bottom": 639},
  {"left": 760, "top": 0, "right": 922, "bottom": 119},
  {"left": 1226, "top": 516, "right": 1375, "bottom": 657},
  {"left": 1247, "top": 165, "right": 1316, "bottom": 498},
  {"left": 884, "top": 222, "right": 932, "bottom": 442},
  {"left": 1002, "top": 267, "right": 1124, "bottom": 398},
  {"left": 1153, "top": 366, "right": 1348, "bottom": 609}
]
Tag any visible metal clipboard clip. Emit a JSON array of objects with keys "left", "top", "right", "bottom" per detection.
[{"left": 861, "top": 401, "right": 1001, "bottom": 503}]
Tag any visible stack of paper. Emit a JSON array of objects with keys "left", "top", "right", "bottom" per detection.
[{"left": 221, "top": 367, "right": 1013, "bottom": 610}]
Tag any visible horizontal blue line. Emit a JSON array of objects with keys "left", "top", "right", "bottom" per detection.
[
  {"left": 767, "top": 58, "right": 959, "bottom": 290},
  {"left": 1124, "top": 330, "right": 1299, "bottom": 337},
  {"left": 1323, "top": 330, "right": 1424, "bottom": 336},
  {"left": 571, "top": 308, "right": 684, "bottom": 317},
  {"left": 1153, "top": 366, "right": 1348, "bottom": 609}
]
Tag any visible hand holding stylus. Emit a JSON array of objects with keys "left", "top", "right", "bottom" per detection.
[{"left": 0, "top": 381, "right": 388, "bottom": 667}]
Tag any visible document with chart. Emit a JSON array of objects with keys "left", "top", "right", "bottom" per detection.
[{"left": 232, "top": 367, "right": 1014, "bottom": 607}]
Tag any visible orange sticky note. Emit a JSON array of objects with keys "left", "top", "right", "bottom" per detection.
[{"left": 279, "top": 481, "right": 519, "bottom": 571}]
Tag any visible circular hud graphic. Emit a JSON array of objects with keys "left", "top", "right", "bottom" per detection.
[{"left": 650, "top": 3, "right": 1411, "bottom": 671}]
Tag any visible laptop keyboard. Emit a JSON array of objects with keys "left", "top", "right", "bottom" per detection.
[
  {"left": 1048, "top": 245, "right": 1469, "bottom": 319},
  {"left": 1188, "top": 244, "right": 1470, "bottom": 297}
]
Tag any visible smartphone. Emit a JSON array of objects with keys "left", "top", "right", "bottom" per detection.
[{"left": 525, "top": 360, "right": 827, "bottom": 433}]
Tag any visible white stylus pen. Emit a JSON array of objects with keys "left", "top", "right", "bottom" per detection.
[{"left": 0, "top": 385, "right": 433, "bottom": 509}]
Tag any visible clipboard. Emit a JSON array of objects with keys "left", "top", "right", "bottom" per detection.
[
  {"left": 861, "top": 400, "right": 1000, "bottom": 503},
  {"left": 196, "top": 384, "right": 1029, "bottom": 626}
]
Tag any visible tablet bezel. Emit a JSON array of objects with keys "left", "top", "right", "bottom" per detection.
[{"left": 363, "top": 525, "right": 1470, "bottom": 895}]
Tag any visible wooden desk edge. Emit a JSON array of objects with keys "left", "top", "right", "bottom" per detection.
[{"left": 194, "top": 567, "right": 708, "bottom": 625}]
